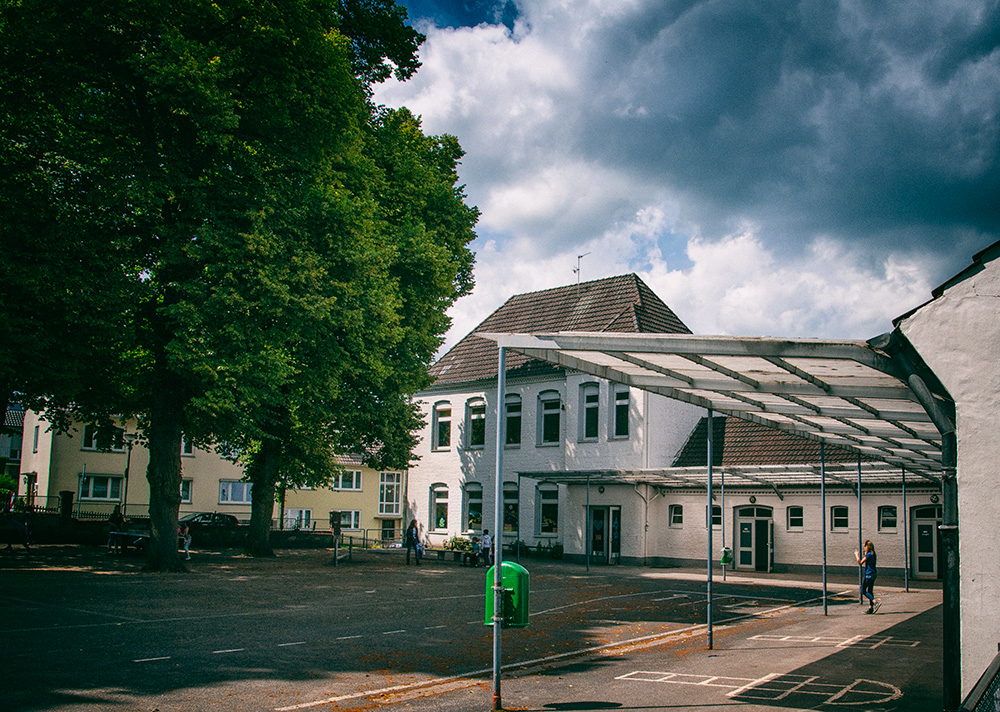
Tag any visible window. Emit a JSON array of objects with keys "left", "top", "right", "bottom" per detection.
[
  {"left": 878, "top": 505, "right": 898, "bottom": 532},
  {"left": 82, "top": 424, "right": 125, "bottom": 452},
  {"left": 466, "top": 398, "right": 487, "bottom": 449},
  {"left": 333, "top": 470, "right": 362, "bottom": 491},
  {"left": 220, "top": 480, "right": 252, "bottom": 504},
  {"left": 464, "top": 483, "right": 483, "bottom": 530},
  {"left": 33, "top": 425, "right": 39, "bottom": 454},
  {"left": 432, "top": 402, "right": 452, "bottom": 449},
  {"left": 612, "top": 387, "right": 630, "bottom": 438},
  {"left": 431, "top": 484, "right": 449, "bottom": 531},
  {"left": 579, "top": 383, "right": 600, "bottom": 441},
  {"left": 503, "top": 482, "right": 519, "bottom": 532},
  {"left": 707, "top": 504, "right": 721, "bottom": 528},
  {"left": 830, "top": 505, "right": 849, "bottom": 531},
  {"left": 669, "top": 504, "right": 684, "bottom": 528},
  {"left": 538, "top": 391, "right": 561, "bottom": 445},
  {"left": 337, "top": 510, "right": 361, "bottom": 530},
  {"left": 284, "top": 508, "right": 313, "bottom": 530},
  {"left": 379, "top": 472, "right": 402, "bottom": 516},
  {"left": 80, "top": 475, "right": 122, "bottom": 501},
  {"left": 181, "top": 437, "right": 195, "bottom": 457},
  {"left": 180, "top": 479, "right": 193, "bottom": 504},
  {"left": 538, "top": 485, "right": 559, "bottom": 534},
  {"left": 787, "top": 506, "right": 804, "bottom": 530},
  {"left": 505, "top": 394, "right": 522, "bottom": 447}
]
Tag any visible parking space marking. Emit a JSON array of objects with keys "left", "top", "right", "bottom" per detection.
[
  {"left": 212, "top": 648, "right": 245, "bottom": 654},
  {"left": 749, "top": 633, "right": 920, "bottom": 649},
  {"left": 133, "top": 656, "right": 171, "bottom": 663},
  {"left": 617, "top": 670, "right": 903, "bottom": 706},
  {"left": 277, "top": 641, "right": 306, "bottom": 647}
]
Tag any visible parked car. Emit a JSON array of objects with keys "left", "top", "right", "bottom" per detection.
[{"left": 178, "top": 512, "right": 241, "bottom": 532}]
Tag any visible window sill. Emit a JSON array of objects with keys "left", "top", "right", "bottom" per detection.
[{"left": 536, "top": 442, "right": 561, "bottom": 448}]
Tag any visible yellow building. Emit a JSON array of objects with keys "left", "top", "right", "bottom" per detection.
[{"left": 16, "top": 412, "right": 406, "bottom": 541}]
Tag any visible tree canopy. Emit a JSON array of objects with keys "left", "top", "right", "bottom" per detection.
[{"left": 0, "top": 0, "right": 476, "bottom": 567}]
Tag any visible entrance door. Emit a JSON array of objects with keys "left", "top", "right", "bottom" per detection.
[
  {"left": 589, "top": 507, "right": 607, "bottom": 563},
  {"left": 736, "top": 506, "right": 773, "bottom": 572},
  {"left": 588, "top": 506, "right": 621, "bottom": 565},
  {"left": 912, "top": 505, "right": 942, "bottom": 579}
]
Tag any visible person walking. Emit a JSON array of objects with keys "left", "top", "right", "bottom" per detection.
[
  {"left": 855, "top": 540, "right": 880, "bottom": 613},
  {"left": 405, "top": 519, "right": 421, "bottom": 565},
  {"left": 107, "top": 504, "right": 125, "bottom": 554},
  {"left": 480, "top": 529, "right": 493, "bottom": 567}
]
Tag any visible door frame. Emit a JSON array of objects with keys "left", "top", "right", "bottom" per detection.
[{"left": 735, "top": 505, "right": 774, "bottom": 572}]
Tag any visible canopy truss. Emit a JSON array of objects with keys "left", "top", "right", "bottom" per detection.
[{"left": 484, "top": 332, "right": 949, "bottom": 484}]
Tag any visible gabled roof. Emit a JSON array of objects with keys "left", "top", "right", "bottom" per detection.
[
  {"left": 429, "top": 274, "right": 690, "bottom": 386},
  {"left": 673, "top": 415, "right": 863, "bottom": 467}
]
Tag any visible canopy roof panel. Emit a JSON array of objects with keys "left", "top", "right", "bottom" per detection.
[{"left": 484, "top": 331, "right": 948, "bottom": 485}]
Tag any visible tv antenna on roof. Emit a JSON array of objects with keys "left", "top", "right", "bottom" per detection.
[{"left": 573, "top": 252, "right": 591, "bottom": 285}]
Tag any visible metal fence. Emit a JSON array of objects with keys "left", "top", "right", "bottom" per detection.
[{"left": 960, "top": 646, "right": 1000, "bottom": 712}]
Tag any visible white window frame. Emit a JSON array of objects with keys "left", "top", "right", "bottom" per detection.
[
  {"left": 668, "top": 504, "right": 684, "bottom": 528},
  {"left": 505, "top": 394, "right": 522, "bottom": 447},
  {"left": 537, "top": 390, "right": 562, "bottom": 446},
  {"left": 611, "top": 386, "right": 630, "bottom": 439},
  {"left": 337, "top": 510, "right": 361, "bottom": 530},
  {"left": 180, "top": 478, "right": 193, "bottom": 504},
  {"left": 333, "top": 470, "right": 362, "bottom": 491},
  {"left": 878, "top": 505, "right": 898, "bottom": 532},
  {"left": 430, "top": 484, "right": 449, "bottom": 531},
  {"left": 463, "top": 482, "right": 484, "bottom": 531},
  {"left": 537, "top": 485, "right": 559, "bottom": 535},
  {"left": 283, "top": 508, "right": 313, "bottom": 530},
  {"left": 830, "top": 505, "right": 849, "bottom": 531},
  {"left": 432, "top": 401, "right": 452, "bottom": 450},
  {"left": 706, "top": 504, "right": 722, "bottom": 529},
  {"left": 379, "top": 471, "right": 402, "bottom": 516},
  {"left": 465, "top": 398, "right": 487, "bottom": 449},
  {"left": 80, "top": 474, "right": 122, "bottom": 501},
  {"left": 786, "top": 505, "right": 804, "bottom": 531},
  {"left": 219, "top": 480, "right": 252, "bottom": 504},
  {"left": 181, "top": 437, "right": 195, "bottom": 457},
  {"left": 579, "top": 382, "right": 600, "bottom": 442}
]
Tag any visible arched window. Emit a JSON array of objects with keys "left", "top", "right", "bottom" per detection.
[
  {"left": 537, "top": 484, "right": 559, "bottom": 534},
  {"left": 432, "top": 402, "right": 451, "bottom": 450},
  {"left": 430, "top": 484, "right": 449, "bottom": 531},
  {"left": 537, "top": 390, "right": 562, "bottom": 446},
  {"left": 464, "top": 482, "right": 483, "bottom": 530},
  {"left": 579, "top": 382, "right": 600, "bottom": 441},
  {"left": 466, "top": 398, "right": 486, "bottom": 449},
  {"left": 505, "top": 394, "right": 522, "bottom": 447}
]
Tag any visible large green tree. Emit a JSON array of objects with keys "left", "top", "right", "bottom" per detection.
[{"left": 0, "top": 0, "right": 475, "bottom": 569}]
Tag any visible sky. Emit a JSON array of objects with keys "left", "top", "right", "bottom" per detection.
[{"left": 375, "top": 0, "right": 1000, "bottom": 355}]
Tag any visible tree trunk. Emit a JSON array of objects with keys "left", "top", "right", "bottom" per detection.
[
  {"left": 244, "top": 438, "right": 279, "bottom": 557},
  {"left": 145, "top": 384, "right": 185, "bottom": 571}
]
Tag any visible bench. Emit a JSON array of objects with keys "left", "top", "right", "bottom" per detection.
[{"left": 109, "top": 530, "right": 150, "bottom": 554}]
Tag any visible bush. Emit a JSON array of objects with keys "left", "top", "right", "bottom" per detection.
[{"left": 444, "top": 536, "right": 471, "bottom": 551}]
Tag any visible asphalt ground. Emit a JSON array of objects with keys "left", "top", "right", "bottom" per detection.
[{"left": 0, "top": 544, "right": 942, "bottom": 712}]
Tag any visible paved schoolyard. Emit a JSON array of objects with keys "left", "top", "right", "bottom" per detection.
[{"left": 0, "top": 545, "right": 942, "bottom": 712}]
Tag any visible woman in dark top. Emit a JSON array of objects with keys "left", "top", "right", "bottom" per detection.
[{"left": 855, "top": 540, "right": 880, "bottom": 613}]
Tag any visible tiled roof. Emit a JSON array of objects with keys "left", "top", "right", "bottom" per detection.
[
  {"left": 429, "top": 274, "right": 691, "bottom": 385},
  {"left": 672, "top": 415, "right": 864, "bottom": 467}
]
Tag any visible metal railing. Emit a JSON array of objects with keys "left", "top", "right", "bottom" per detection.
[{"left": 959, "top": 646, "right": 1000, "bottom": 712}]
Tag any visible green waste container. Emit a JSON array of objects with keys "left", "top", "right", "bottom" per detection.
[{"left": 484, "top": 561, "right": 529, "bottom": 628}]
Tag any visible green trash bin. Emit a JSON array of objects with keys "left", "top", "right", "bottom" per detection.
[{"left": 484, "top": 561, "right": 529, "bottom": 628}]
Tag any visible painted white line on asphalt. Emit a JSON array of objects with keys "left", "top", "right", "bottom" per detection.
[
  {"left": 335, "top": 635, "right": 361, "bottom": 640},
  {"left": 424, "top": 624, "right": 447, "bottom": 630},
  {"left": 275, "top": 587, "right": 841, "bottom": 711},
  {"left": 277, "top": 642, "right": 306, "bottom": 647},
  {"left": 212, "top": 648, "right": 245, "bottom": 654},
  {"left": 382, "top": 629, "right": 406, "bottom": 635},
  {"left": 133, "top": 656, "right": 171, "bottom": 663}
]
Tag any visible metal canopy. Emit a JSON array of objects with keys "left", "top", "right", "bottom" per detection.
[{"left": 484, "top": 331, "right": 947, "bottom": 484}]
